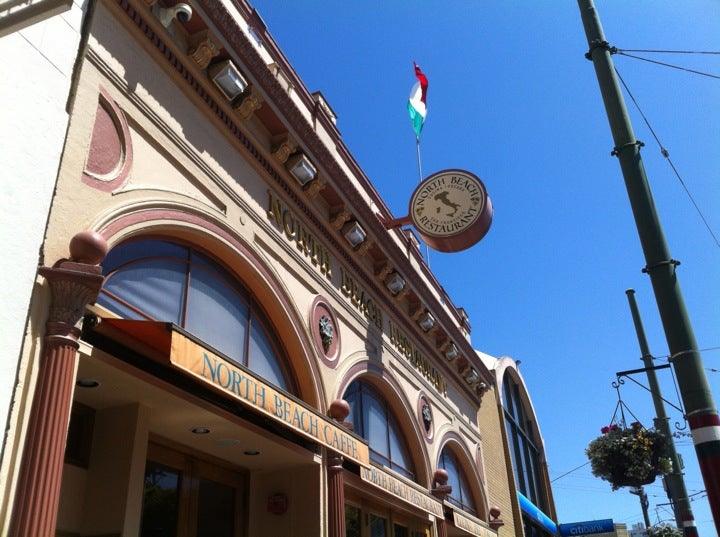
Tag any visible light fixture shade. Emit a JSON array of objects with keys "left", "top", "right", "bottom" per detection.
[
  {"left": 444, "top": 343, "right": 458, "bottom": 361},
  {"left": 208, "top": 60, "right": 248, "bottom": 100},
  {"left": 343, "top": 221, "right": 366, "bottom": 247},
  {"left": 286, "top": 153, "right": 316, "bottom": 185},
  {"left": 464, "top": 368, "right": 479, "bottom": 385},
  {"left": 417, "top": 312, "right": 435, "bottom": 331},
  {"left": 384, "top": 272, "right": 405, "bottom": 294}
]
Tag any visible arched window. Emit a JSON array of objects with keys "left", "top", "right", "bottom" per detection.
[
  {"left": 502, "top": 374, "right": 544, "bottom": 509},
  {"left": 438, "top": 447, "right": 477, "bottom": 516},
  {"left": 97, "top": 239, "right": 294, "bottom": 393},
  {"left": 344, "top": 380, "right": 415, "bottom": 480}
]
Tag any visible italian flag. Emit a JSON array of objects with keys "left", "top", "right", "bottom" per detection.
[{"left": 407, "top": 62, "right": 428, "bottom": 138}]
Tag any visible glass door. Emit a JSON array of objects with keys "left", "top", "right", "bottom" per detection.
[{"left": 141, "top": 441, "right": 246, "bottom": 537}]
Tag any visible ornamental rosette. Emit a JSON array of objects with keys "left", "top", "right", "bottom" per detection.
[{"left": 585, "top": 422, "right": 672, "bottom": 491}]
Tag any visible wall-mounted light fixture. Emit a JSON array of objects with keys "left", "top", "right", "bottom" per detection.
[
  {"left": 153, "top": 3, "right": 193, "bottom": 28},
  {"left": 463, "top": 368, "right": 479, "bottom": 385},
  {"left": 444, "top": 343, "right": 458, "bottom": 361},
  {"left": 384, "top": 272, "right": 405, "bottom": 294},
  {"left": 285, "top": 153, "right": 316, "bottom": 185},
  {"left": 417, "top": 312, "right": 435, "bottom": 332},
  {"left": 343, "top": 221, "right": 366, "bottom": 247},
  {"left": 208, "top": 60, "right": 248, "bottom": 100}
]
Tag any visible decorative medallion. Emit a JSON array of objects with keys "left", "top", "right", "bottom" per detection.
[
  {"left": 417, "top": 393, "right": 434, "bottom": 440},
  {"left": 309, "top": 296, "right": 340, "bottom": 367},
  {"left": 318, "top": 315, "right": 333, "bottom": 352},
  {"left": 422, "top": 403, "right": 432, "bottom": 432}
]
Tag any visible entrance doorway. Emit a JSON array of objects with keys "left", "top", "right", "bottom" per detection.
[{"left": 141, "top": 440, "right": 247, "bottom": 537}]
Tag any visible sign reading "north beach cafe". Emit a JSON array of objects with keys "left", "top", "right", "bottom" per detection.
[{"left": 168, "top": 326, "right": 369, "bottom": 467}]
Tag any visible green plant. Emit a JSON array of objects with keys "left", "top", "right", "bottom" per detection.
[
  {"left": 647, "top": 524, "right": 682, "bottom": 537},
  {"left": 585, "top": 422, "right": 672, "bottom": 490}
]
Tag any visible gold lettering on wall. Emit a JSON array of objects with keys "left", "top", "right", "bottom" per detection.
[
  {"left": 267, "top": 190, "right": 332, "bottom": 279},
  {"left": 388, "top": 320, "right": 447, "bottom": 395},
  {"left": 340, "top": 268, "right": 383, "bottom": 330}
]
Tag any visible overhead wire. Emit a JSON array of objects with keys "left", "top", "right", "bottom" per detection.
[
  {"left": 612, "top": 66, "right": 720, "bottom": 249},
  {"left": 615, "top": 49, "right": 720, "bottom": 80}
]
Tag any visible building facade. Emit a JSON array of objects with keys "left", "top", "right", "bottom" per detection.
[{"left": 0, "top": 1, "right": 557, "bottom": 536}]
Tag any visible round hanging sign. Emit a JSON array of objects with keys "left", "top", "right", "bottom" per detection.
[{"left": 408, "top": 169, "right": 493, "bottom": 252}]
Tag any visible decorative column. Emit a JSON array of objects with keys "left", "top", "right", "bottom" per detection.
[
  {"left": 431, "top": 469, "right": 451, "bottom": 537},
  {"left": 10, "top": 231, "right": 107, "bottom": 537},
  {"left": 327, "top": 399, "right": 351, "bottom": 537}
]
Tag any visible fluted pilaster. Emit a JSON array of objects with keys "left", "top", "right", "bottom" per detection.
[
  {"left": 10, "top": 232, "right": 106, "bottom": 537},
  {"left": 327, "top": 453, "right": 346, "bottom": 537}
]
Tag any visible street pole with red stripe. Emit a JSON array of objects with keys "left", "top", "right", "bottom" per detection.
[{"left": 578, "top": 1, "right": 720, "bottom": 532}]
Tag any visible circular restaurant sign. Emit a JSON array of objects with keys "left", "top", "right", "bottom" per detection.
[{"left": 409, "top": 169, "right": 493, "bottom": 252}]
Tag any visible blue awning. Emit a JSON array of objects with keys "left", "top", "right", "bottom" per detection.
[{"left": 518, "top": 492, "right": 558, "bottom": 535}]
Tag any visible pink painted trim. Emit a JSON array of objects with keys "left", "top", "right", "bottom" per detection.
[{"left": 82, "top": 86, "right": 133, "bottom": 192}]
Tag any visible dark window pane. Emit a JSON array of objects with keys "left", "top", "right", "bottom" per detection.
[
  {"left": 102, "top": 259, "right": 186, "bottom": 324},
  {"left": 105, "top": 240, "right": 188, "bottom": 270},
  {"left": 345, "top": 504, "right": 361, "bottom": 537},
  {"left": 249, "top": 318, "right": 288, "bottom": 391},
  {"left": 186, "top": 264, "right": 248, "bottom": 362},
  {"left": 196, "top": 478, "right": 234, "bottom": 537},
  {"left": 370, "top": 514, "right": 387, "bottom": 537},
  {"left": 394, "top": 524, "right": 409, "bottom": 537},
  {"left": 140, "top": 461, "right": 180, "bottom": 537}
]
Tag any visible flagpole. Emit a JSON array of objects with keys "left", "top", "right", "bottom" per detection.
[
  {"left": 409, "top": 61, "right": 430, "bottom": 265},
  {"left": 415, "top": 135, "right": 430, "bottom": 265}
]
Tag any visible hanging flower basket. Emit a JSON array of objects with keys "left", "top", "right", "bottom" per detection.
[{"left": 585, "top": 422, "right": 672, "bottom": 491}]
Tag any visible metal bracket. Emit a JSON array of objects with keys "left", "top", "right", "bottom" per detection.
[
  {"left": 615, "top": 364, "right": 684, "bottom": 414},
  {"left": 642, "top": 258, "right": 680, "bottom": 274},
  {"left": 584, "top": 40, "right": 617, "bottom": 60},
  {"left": 611, "top": 140, "right": 644, "bottom": 157}
]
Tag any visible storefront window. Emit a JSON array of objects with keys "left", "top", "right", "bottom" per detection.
[
  {"left": 344, "top": 380, "right": 415, "bottom": 480},
  {"left": 98, "top": 239, "right": 294, "bottom": 393},
  {"left": 438, "top": 447, "right": 477, "bottom": 516}
]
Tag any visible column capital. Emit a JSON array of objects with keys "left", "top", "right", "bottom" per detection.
[{"left": 38, "top": 231, "right": 108, "bottom": 328}]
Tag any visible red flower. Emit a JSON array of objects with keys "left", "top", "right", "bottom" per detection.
[{"left": 601, "top": 426, "right": 610, "bottom": 434}]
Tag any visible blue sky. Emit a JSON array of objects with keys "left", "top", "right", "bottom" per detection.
[{"left": 248, "top": 1, "right": 720, "bottom": 533}]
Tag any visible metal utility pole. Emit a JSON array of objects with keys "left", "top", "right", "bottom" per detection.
[
  {"left": 630, "top": 486, "right": 652, "bottom": 530},
  {"left": 626, "top": 289, "right": 695, "bottom": 535},
  {"left": 578, "top": 1, "right": 720, "bottom": 533}
]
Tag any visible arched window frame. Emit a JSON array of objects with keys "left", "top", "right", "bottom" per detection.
[
  {"left": 437, "top": 444, "right": 478, "bottom": 516},
  {"left": 96, "top": 237, "right": 296, "bottom": 394},
  {"left": 344, "top": 379, "right": 416, "bottom": 481}
]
